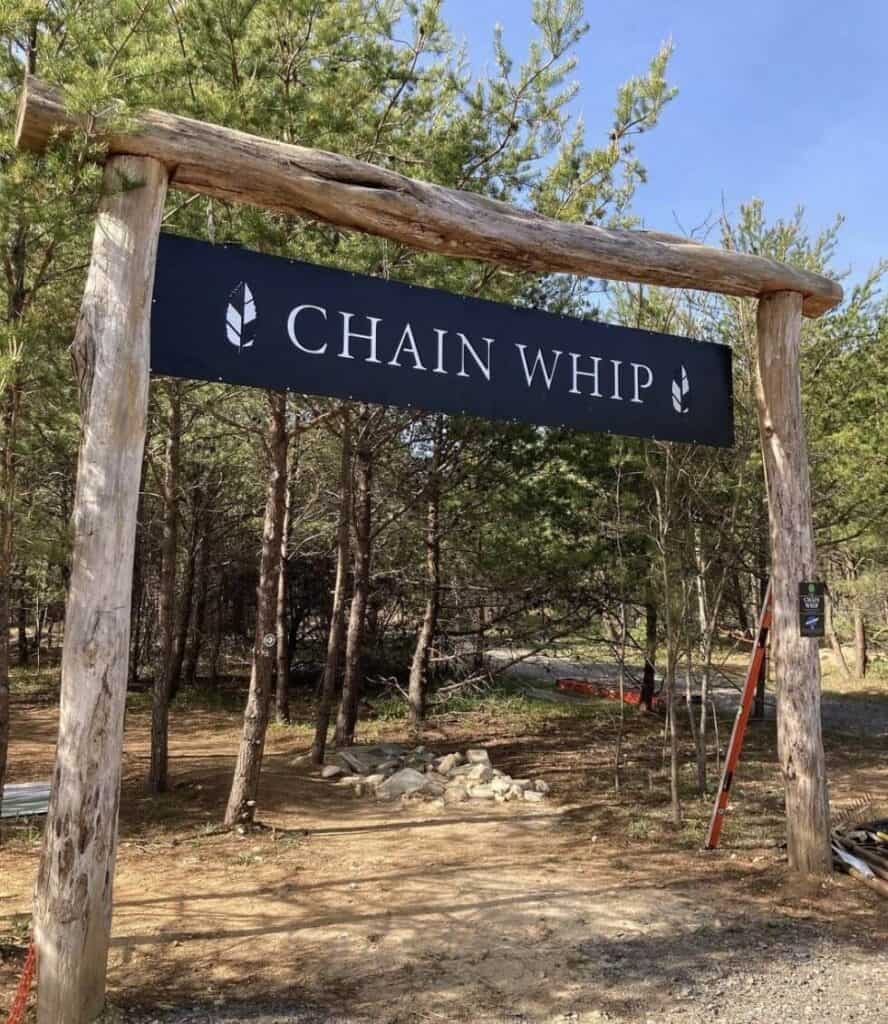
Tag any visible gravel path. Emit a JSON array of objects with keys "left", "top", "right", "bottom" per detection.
[{"left": 121, "top": 919, "right": 885, "bottom": 1024}]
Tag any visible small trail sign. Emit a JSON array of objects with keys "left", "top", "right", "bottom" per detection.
[
  {"left": 151, "top": 233, "right": 734, "bottom": 447},
  {"left": 799, "top": 581, "right": 825, "bottom": 637}
]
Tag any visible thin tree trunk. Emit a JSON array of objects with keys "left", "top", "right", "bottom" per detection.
[
  {"left": 208, "top": 584, "right": 223, "bottom": 686},
  {"left": 754, "top": 291, "right": 830, "bottom": 876},
  {"left": 853, "top": 603, "right": 868, "bottom": 679},
  {"left": 183, "top": 530, "right": 210, "bottom": 687},
  {"left": 0, "top": 375, "right": 22, "bottom": 824},
  {"left": 311, "top": 413, "right": 352, "bottom": 764},
  {"left": 408, "top": 417, "right": 442, "bottom": 730},
  {"left": 169, "top": 495, "right": 200, "bottom": 699},
  {"left": 826, "top": 589, "right": 851, "bottom": 679},
  {"left": 17, "top": 582, "right": 29, "bottom": 665},
  {"left": 148, "top": 380, "right": 181, "bottom": 794},
  {"left": 33, "top": 155, "right": 167, "bottom": 1024},
  {"left": 224, "top": 390, "right": 288, "bottom": 828},
  {"left": 275, "top": 421, "right": 295, "bottom": 724},
  {"left": 335, "top": 430, "right": 372, "bottom": 748},
  {"left": 641, "top": 597, "right": 657, "bottom": 711}
]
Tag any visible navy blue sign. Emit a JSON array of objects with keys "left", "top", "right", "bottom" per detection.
[{"left": 151, "top": 233, "right": 734, "bottom": 447}]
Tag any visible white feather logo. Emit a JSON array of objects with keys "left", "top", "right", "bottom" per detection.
[
  {"left": 672, "top": 365, "right": 690, "bottom": 414},
  {"left": 226, "top": 281, "right": 256, "bottom": 351}
]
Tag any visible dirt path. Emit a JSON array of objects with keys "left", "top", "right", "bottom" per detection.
[{"left": 2, "top": 695, "right": 887, "bottom": 1023}]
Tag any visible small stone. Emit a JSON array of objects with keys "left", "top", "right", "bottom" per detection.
[
  {"left": 321, "top": 765, "right": 344, "bottom": 780},
  {"left": 466, "top": 748, "right": 491, "bottom": 766},
  {"left": 510, "top": 779, "right": 531, "bottom": 790},
  {"left": 421, "top": 779, "right": 446, "bottom": 797},
  {"left": 363, "top": 773, "right": 386, "bottom": 788},
  {"left": 429, "top": 798, "right": 446, "bottom": 810},
  {"left": 508, "top": 786, "right": 525, "bottom": 800},
  {"left": 469, "top": 784, "right": 496, "bottom": 799},
  {"left": 524, "top": 789, "right": 545, "bottom": 803},
  {"left": 491, "top": 777, "right": 512, "bottom": 795},
  {"left": 533, "top": 779, "right": 550, "bottom": 795}
]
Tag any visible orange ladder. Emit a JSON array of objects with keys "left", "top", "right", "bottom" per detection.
[{"left": 705, "top": 582, "right": 772, "bottom": 850}]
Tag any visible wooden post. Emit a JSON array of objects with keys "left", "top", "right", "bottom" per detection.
[
  {"left": 754, "top": 291, "right": 831, "bottom": 876},
  {"left": 34, "top": 154, "right": 168, "bottom": 1023}
]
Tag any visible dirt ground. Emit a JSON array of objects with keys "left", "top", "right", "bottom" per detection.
[{"left": 2, "top": 680, "right": 887, "bottom": 1024}]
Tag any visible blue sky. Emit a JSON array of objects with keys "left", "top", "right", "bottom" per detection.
[{"left": 442, "top": 0, "right": 888, "bottom": 287}]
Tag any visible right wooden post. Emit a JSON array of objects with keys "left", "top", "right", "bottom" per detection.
[{"left": 754, "top": 290, "right": 831, "bottom": 876}]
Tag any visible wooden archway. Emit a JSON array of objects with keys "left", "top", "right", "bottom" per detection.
[{"left": 15, "top": 75, "right": 841, "bottom": 1024}]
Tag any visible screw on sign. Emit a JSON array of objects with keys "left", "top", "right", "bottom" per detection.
[{"left": 261, "top": 632, "right": 276, "bottom": 650}]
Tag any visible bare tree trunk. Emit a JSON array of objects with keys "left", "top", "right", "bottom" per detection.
[
  {"left": 312, "top": 414, "right": 352, "bottom": 764},
  {"left": 408, "top": 417, "right": 442, "bottom": 730},
  {"left": 129, "top": 487, "right": 146, "bottom": 686},
  {"left": 33, "top": 155, "right": 167, "bottom": 1024},
  {"left": 208, "top": 585, "right": 223, "bottom": 685},
  {"left": 148, "top": 381, "right": 181, "bottom": 794},
  {"left": 755, "top": 291, "right": 830, "bottom": 876},
  {"left": 0, "top": 375, "right": 22, "bottom": 824},
  {"left": 183, "top": 529, "right": 210, "bottom": 687},
  {"left": 826, "top": 588, "right": 851, "bottom": 679},
  {"left": 275, "top": 422, "right": 295, "bottom": 724},
  {"left": 335, "top": 430, "right": 372, "bottom": 747},
  {"left": 17, "top": 582, "right": 29, "bottom": 665},
  {"left": 853, "top": 603, "right": 868, "bottom": 680},
  {"left": 224, "top": 390, "right": 288, "bottom": 828},
  {"left": 169, "top": 495, "right": 200, "bottom": 699},
  {"left": 641, "top": 597, "right": 657, "bottom": 712}
]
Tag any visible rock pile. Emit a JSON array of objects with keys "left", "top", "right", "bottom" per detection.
[{"left": 321, "top": 743, "right": 550, "bottom": 805}]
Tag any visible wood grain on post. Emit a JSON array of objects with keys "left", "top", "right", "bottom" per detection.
[
  {"left": 754, "top": 291, "right": 832, "bottom": 876},
  {"left": 15, "top": 76, "right": 842, "bottom": 318},
  {"left": 33, "top": 154, "right": 168, "bottom": 1024}
]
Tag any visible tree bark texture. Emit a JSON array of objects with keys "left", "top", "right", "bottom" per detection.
[
  {"left": 311, "top": 415, "right": 352, "bottom": 764},
  {"left": 148, "top": 381, "right": 181, "bottom": 794},
  {"left": 0, "top": 375, "right": 22, "bottom": 823},
  {"left": 33, "top": 155, "right": 168, "bottom": 1024},
  {"left": 224, "top": 390, "right": 288, "bottom": 827},
  {"left": 754, "top": 291, "right": 831, "bottom": 876}
]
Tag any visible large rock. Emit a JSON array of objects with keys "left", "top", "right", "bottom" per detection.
[
  {"left": 336, "top": 743, "right": 409, "bottom": 775},
  {"left": 321, "top": 765, "right": 344, "bottom": 780},
  {"left": 443, "top": 783, "right": 469, "bottom": 804},
  {"left": 491, "top": 776, "right": 513, "bottom": 796},
  {"left": 435, "top": 753, "right": 464, "bottom": 775},
  {"left": 466, "top": 748, "right": 491, "bottom": 766},
  {"left": 533, "top": 779, "right": 551, "bottom": 795},
  {"left": 467, "top": 764, "right": 493, "bottom": 784},
  {"left": 421, "top": 779, "right": 447, "bottom": 797},
  {"left": 468, "top": 784, "right": 496, "bottom": 800},
  {"left": 524, "top": 789, "right": 546, "bottom": 803},
  {"left": 376, "top": 767, "right": 428, "bottom": 801}
]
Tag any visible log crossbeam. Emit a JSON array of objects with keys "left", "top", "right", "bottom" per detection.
[{"left": 16, "top": 76, "right": 841, "bottom": 318}]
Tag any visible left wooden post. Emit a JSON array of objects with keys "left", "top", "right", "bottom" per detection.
[{"left": 34, "top": 154, "right": 168, "bottom": 1024}]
